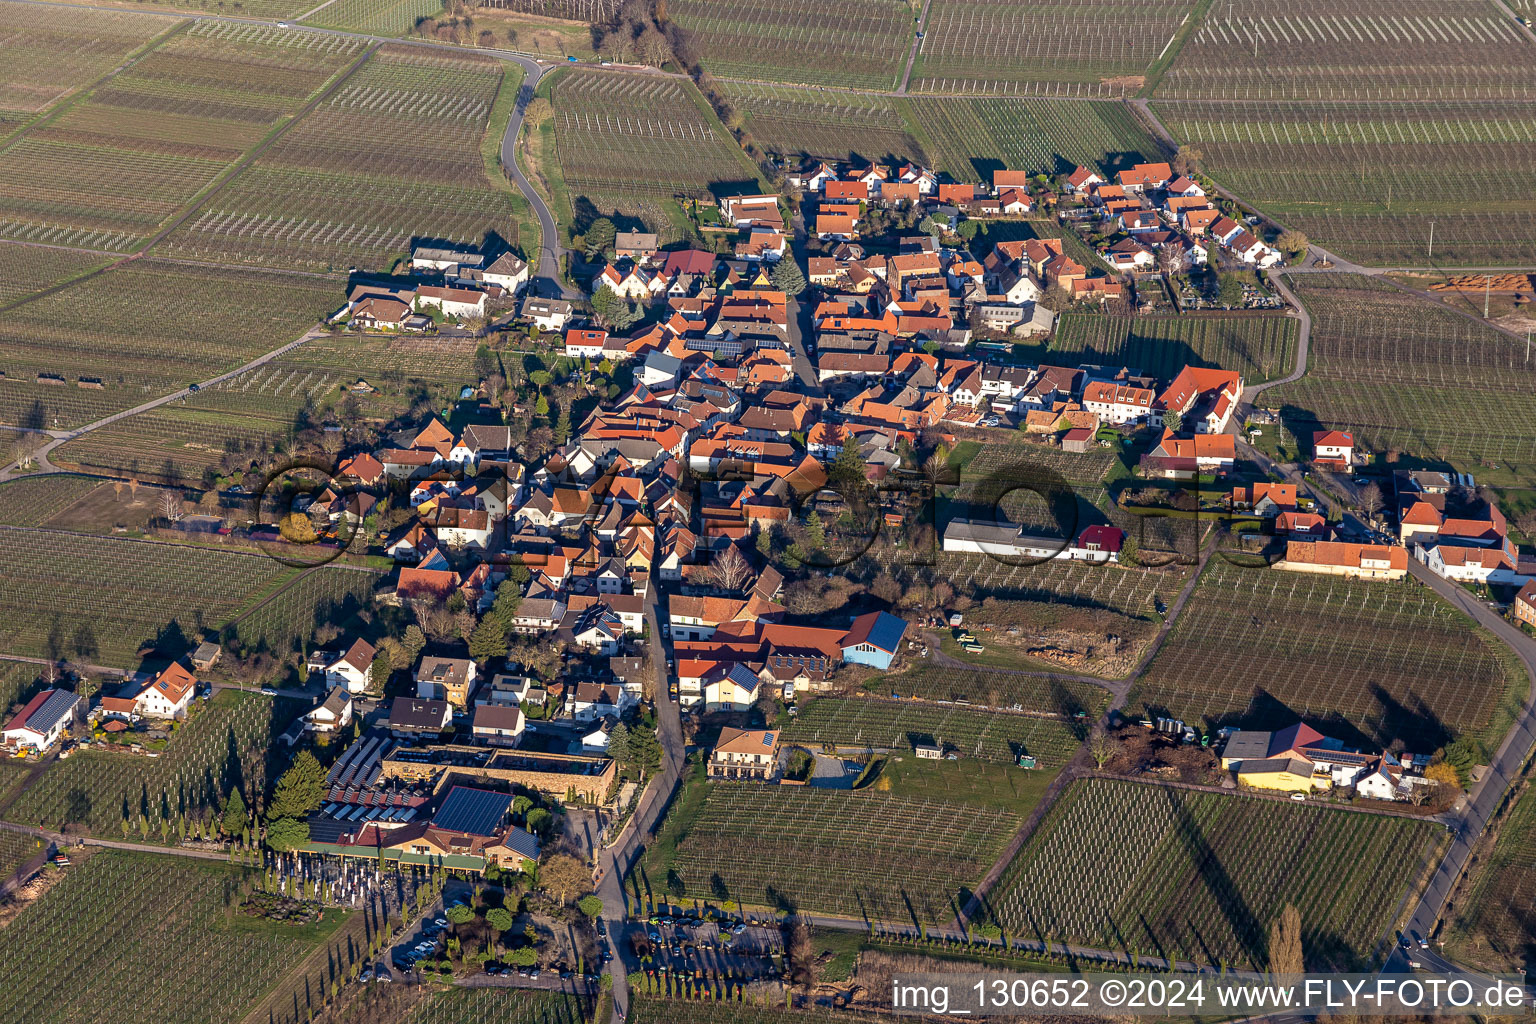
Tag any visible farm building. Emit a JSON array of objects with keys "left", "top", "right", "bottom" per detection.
[
  {"left": 841, "top": 611, "right": 907, "bottom": 670},
  {"left": 3, "top": 689, "right": 81, "bottom": 753}
]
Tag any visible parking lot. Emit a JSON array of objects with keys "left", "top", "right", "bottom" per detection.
[{"left": 630, "top": 913, "right": 784, "bottom": 983}]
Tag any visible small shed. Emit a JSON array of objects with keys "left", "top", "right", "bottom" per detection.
[
  {"left": 1061, "top": 427, "right": 1095, "bottom": 453},
  {"left": 191, "top": 641, "right": 222, "bottom": 672},
  {"left": 915, "top": 744, "right": 942, "bottom": 760}
]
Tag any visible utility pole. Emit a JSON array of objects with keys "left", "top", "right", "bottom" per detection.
[
  {"left": 1485, "top": 274, "right": 1492, "bottom": 319},
  {"left": 1427, "top": 219, "right": 1434, "bottom": 260}
]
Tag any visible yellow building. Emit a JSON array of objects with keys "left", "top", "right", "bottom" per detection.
[{"left": 1236, "top": 757, "right": 1328, "bottom": 793}]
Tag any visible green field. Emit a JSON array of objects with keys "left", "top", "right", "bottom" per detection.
[
  {"left": 0, "top": 259, "right": 336, "bottom": 432},
  {"left": 1134, "top": 560, "right": 1523, "bottom": 751},
  {"left": 1447, "top": 783, "right": 1536, "bottom": 976},
  {"left": 0, "top": 849, "right": 345, "bottom": 1024},
  {"left": 551, "top": 69, "right": 765, "bottom": 212},
  {"left": 162, "top": 45, "right": 527, "bottom": 272},
  {"left": 51, "top": 335, "right": 481, "bottom": 481},
  {"left": 1155, "top": 101, "right": 1536, "bottom": 264},
  {"left": 1155, "top": 0, "right": 1535, "bottom": 101},
  {"left": 782, "top": 695, "right": 1091, "bottom": 767},
  {"left": 994, "top": 778, "right": 1436, "bottom": 970},
  {"left": 644, "top": 780, "right": 1021, "bottom": 922},
  {"left": 0, "top": 474, "right": 100, "bottom": 527},
  {"left": 0, "top": 5, "right": 168, "bottom": 127},
  {"left": 9, "top": 688, "right": 297, "bottom": 838},
  {"left": 1049, "top": 312, "right": 1298, "bottom": 383},
  {"left": 0, "top": 21, "right": 366, "bottom": 251},
  {"left": 911, "top": 0, "right": 1200, "bottom": 95},
  {"left": 0, "top": 526, "right": 377, "bottom": 664},
  {"left": 1264, "top": 274, "right": 1536, "bottom": 475},
  {"left": 671, "top": 0, "right": 913, "bottom": 90}
]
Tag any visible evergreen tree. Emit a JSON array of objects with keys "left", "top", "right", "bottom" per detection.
[
  {"left": 221, "top": 787, "right": 247, "bottom": 837},
  {"left": 468, "top": 615, "right": 509, "bottom": 664},
  {"left": 769, "top": 258, "right": 806, "bottom": 296}
]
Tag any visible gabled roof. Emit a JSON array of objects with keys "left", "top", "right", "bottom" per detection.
[
  {"left": 843, "top": 611, "right": 906, "bottom": 653},
  {"left": 714, "top": 727, "right": 779, "bottom": 756}
]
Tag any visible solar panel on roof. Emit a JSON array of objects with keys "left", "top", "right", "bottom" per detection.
[{"left": 431, "top": 786, "right": 512, "bottom": 836}]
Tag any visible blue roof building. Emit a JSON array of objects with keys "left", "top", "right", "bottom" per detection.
[{"left": 841, "top": 611, "right": 907, "bottom": 670}]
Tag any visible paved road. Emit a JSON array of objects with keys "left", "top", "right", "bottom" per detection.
[
  {"left": 1241, "top": 270, "right": 1311, "bottom": 409},
  {"left": 496, "top": 60, "right": 579, "bottom": 301}
]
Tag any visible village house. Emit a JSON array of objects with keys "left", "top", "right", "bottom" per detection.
[
  {"left": 708, "top": 727, "right": 780, "bottom": 781},
  {"left": 4, "top": 690, "right": 81, "bottom": 753},
  {"left": 303, "top": 688, "right": 354, "bottom": 735},
  {"left": 415, "top": 285, "right": 488, "bottom": 319},
  {"left": 388, "top": 697, "right": 453, "bottom": 740},
  {"left": 1313, "top": 430, "right": 1356, "bottom": 473},
  {"left": 308, "top": 638, "right": 376, "bottom": 694},
  {"left": 415, "top": 656, "right": 478, "bottom": 708},
  {"left": 471, "top": 703, "right": 526, "bottom": 747},
  {"left": 1276, "top": 540, "right": 1408, "bottom": 580},
  {"left": 522, "top": 296, "right": 572, "bottom": 332}
]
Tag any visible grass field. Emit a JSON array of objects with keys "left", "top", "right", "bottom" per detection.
[
  {"left": 1155, "top": 0, "right": 1535, "bottom": 101},
  {"left": 551, "top": 69, "right": 764, "bottom": 216},
  {"left": 904, "top": 96, "right": 1158, "bottom": 182},
  {"left": 0, "top": 21, "right": 366, "bottom": 252},
  {"left": 782, "top": 695, "right": 1091, "bottom": 766},
  {"left": 0, "top": 849, "right": 345, "bottom": 1023},
  {"left": 911, "top": 0, "right": 1200, "bottom": 96},
  {"left": 1133, "top": 560, "right": 1522, "bottom": 750},
  {"left": 1155, "top": 101, "right": 1536, "bottom": 264},
  {"left": 162, "top": 45, "right": 527, "bottom": 272},
  {"left": 9, "top": 688, "right": 297, "bottom": 837},
  {"left": 1446, "top": 783, "right": 1536, "bottom": 976},
  {"left": 1048, "top": 312, "right": 1298, "bottom": 383},
  {"left": 0, "top": 527, "right": 376, "bottom": 664},
  {"left": 51, "top": 335, "right": 480, "bottom": 481},
  {"left": 670, "top": 0, "right": 913, "bottom": 90},
  {"left": 306, "top": 0, "right": 447, "bottom": 34},
  {"left": 1264, "top": 274, "right": 1536, "bottom": 475},
  {"left": 406, "top": 990, "right": 590, "bottom": 1024},
  {"left": 995, "top": 778, "right": 1436, "bottom": 970},
  {"left": 0, "top": 4, "right": 166, "bottom": 126},
  {"left": 0, "top": 259, "right": 336, "bottom": 432},
  {"left": 0, "top": 474, "right": 102, "bottom": 527},
  {"left": 645, "top": 781, "right": 1021, "bottom": 922},
  {"left": 0, "top": 242, "right": 108, "bottom": 306}
]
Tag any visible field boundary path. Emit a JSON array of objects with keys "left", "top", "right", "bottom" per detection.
[{"left": 897, "top": 0, "right": 934, "bottom": 94}]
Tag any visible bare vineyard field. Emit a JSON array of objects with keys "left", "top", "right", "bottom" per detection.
[
  {"left": 406, "top": 990, "right": 589, "bottom": 1024},
  {"left": 0, "top": 475, "right": 101, "bottom": 527},
  {"left": 783, "top": 695, "right": 1093, "bottom": 766},
  {"left": 0, "top": 242, "right": 107, "bottom": 306},
  {"left": 0, "top": 850, "right": 344, "bottom": 1024},
  {"left": 911, "top": 0, "right": 1198, "bottom": 96},
  {"left": 995, "top": 778, "right": 1436, "bottom": 970},
  {"left": 552, "top": 70, "right": 763, "bottom": 207},
  {"left": 905, "top": 96, "right": 1157, "bottom": 182},
  {"left": 1447, "top": 784, "right": 1536, "bottom": 974},
  {"left": 52, "top": 335, "right": 480, "bottom": 481},
  {"left": 649, "top": 782, "right": 1021, "bottom": 922},
  {"left": 0, "top": 4, "right": 165, "bottom": 124},
  {"left": 871, "top": 663, "right": 1111, "bottom": 716},
  {"left": 1266, "top": 274, "right": 1536, "bottom": 475},
  {"left": 9, "top": 689, "right": 297, "bottom": 838},
  {"left": 0, "top": 260, "right": 336, "bottom": 432},
  {"left": 306, "top": 0, "right": 448, "bottom": 34},
  {"left": 228, "top": 564, "right": 380, "bottom": 656},
  {"left": 1134, "top": 560, "right": 1522, "bottom": 750},
  {"left": 0, "top": 526, "right": 369, "bottom": 664},
  {"left": 162, "top": 46, "right": 525, "bottom": 272},
  {"left": 1050, "top": 312, "right": 1298, "bottom": 383},
  {"left": 1155, "top": 101, "right": 1536, "bottom": 264},
  {"left": 1155, "top": 0, "right": 1536, "bottom": 100},
  {"left": 670, "top": 0, "right": 912, "bottom": 90},
  {"left": 722, "top": 85, "right": 925, "bottom": 166},
  {"left": 0, "top": 22, "right": 366, "bottom": 252}
]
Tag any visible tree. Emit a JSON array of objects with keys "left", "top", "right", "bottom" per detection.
[
  {"left": 1171, "top": 145, "right": 1204, "bottom": 176},
  {"left": 709, "top": 543, "right": 753, "bottom": 592},
  {"left": 368, "top": 657, "right": 391, "bottom": 695},
  {"left": 956, "top": 218, "right": 979, "bottom": 241},
  {"left": 508, "top": 946, "right": 539, "bottom": 967},
  {"left": 540, "top": 853, "right": 590, "bottom": 905},
  {"left": 491, "top": 583, "right": 523, "bottom": 629},
  {"left": 1162, "top": 410, "right": 1182, "bottom": 434},
  {"left": 804, "top": 510, "right": 826, "bottom": 548},
  {"left": 485, "top": 906, "right": 514, "bottom": 954},
  {"left": 583, "top": 217, "right": 616, "bottom": 258},
  {"left": 267, "top": 751, "right": 327, "bottom": 822},
  {"left": 221, "top": 787, "right": 247, "bottom": 836},
  {"left": 1358, "top": 483, "right": 1383, "bottom": 520},
  {"left": 591, "top": 288, "right": 643, "bottom": 331},
  {"left": 401, "top": 625, "right": 427, "bottom": 663},
  {"left": 446, "top": 903, "right": 475, "bottom": 927},
  {"left": 1089, "top": 727, "right": 1114, "bottom": 769},
  {"left": 1276, "top": 229, "right": 1308, "bottom": 256},
  {"left": 265, "top": 816, "right": 309, "bottom": 852},
  {"left": 1425, "top": 762, "right": 1460, "bottom": 791},
  {"left": 608, "top": 722, "right": 631, "bottom": 765},
  {"left": 1266, "top": 903, "right": 1304, "bottom": 975},
  {"left": 468, "top": 615, "right": 509, "bottom": 664},
  {"left": 577, "top": 894, "right": 604, "bottom": 918},
  {"left": 526, "top": 807, "right": 553, "bottom": 838},
  {"left": 769, "top": 258, "right": 806, "bottom": 296},
  {"left": 1158, "top": 244, "right": 1189, "bottom": 276}
]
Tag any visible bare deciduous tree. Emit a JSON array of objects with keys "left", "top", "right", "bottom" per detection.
[
  {"left": 160, "top": 490, "right": 184, "bottom": 522},
  {"left": 709, "top": 543, "right": 752, "bottom": 593},
  {"left": 1358, "top": 482, "right": 1383, "bottom": 520},
  {"left": 1090, "top": 727, "right": 1115, "bottom": 770}
]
